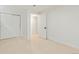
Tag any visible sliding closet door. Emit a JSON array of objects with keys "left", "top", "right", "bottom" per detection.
[{"left": 0, "top": 13, "right": 20, "bottom": 39}]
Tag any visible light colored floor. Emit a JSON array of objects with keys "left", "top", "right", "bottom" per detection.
[{"left": 0, "top": 34, "right": 79, "bottom": 54}]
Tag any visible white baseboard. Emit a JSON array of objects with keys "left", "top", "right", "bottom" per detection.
[
  {"left": 0, "top": 36, "right": 24, "bottom": 40},
  {"left": 47, "top": 36, "right": 79, "bottom": 48}
]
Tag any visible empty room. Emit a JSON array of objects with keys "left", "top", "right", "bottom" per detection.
[{"left": 0, "top": 5, "right": 79, "bottom": 54}]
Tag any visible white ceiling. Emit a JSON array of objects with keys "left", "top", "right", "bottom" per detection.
[{"left": 0, "top": 5, "right": 56, "bottom": 13}]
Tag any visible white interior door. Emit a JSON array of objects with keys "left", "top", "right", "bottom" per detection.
[
  {"left": 38, "top": 13, "right": 47, "bottom": 40},
  {"left": 0, "top": 13, "right": 20, "bottom": 39}
]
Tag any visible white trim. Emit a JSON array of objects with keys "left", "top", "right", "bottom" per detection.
[{"left": 48, "top": 36, "right": 79, "bottom": 48}]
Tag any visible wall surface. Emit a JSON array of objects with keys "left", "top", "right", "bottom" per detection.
[{"left": 46, "top": 6, "right": 79, "bottom": 48}]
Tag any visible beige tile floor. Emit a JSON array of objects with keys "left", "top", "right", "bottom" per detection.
[{"left": 0, "top": 34, "right": 79, "bottom": 54}]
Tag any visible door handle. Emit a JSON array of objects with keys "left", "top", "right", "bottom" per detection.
[{"left": 44, "top": 27, "right": 47, "bottom": 29}]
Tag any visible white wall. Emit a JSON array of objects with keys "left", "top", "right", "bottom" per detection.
[
  {"left": 46, "top": 6, "right": 79, "bottom": 48},
  {"left": 26, "top": 12, "right": 32, "bottom": 40}
]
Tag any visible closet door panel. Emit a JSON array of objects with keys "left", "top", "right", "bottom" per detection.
[{"left": 0, "top": 14, "right": 20, "bottom": 39}]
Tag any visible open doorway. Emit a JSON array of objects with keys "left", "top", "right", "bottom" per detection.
[
  {"left": 31, "top": 14, "right": 39, "bottom": 39},
  {"left": 30, "top": 13, "right": 47, "bottom": 40},
  {"left": 31, "top": 14, "right": 38, "bottom": 35}
]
